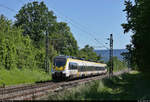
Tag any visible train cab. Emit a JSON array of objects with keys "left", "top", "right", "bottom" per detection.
[{"left": 52, "top": 56, "right": 68, "bottom": 80}]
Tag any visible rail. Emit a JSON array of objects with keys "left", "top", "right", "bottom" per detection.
[{"left": 0, "top": 69, "right": 129, "bottom": 100}]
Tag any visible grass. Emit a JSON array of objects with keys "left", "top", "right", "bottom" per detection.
[
  {"left": 0, "top": 68, "right": 51, "bottom": 86},
  {"left": 113, "top": 57, "right": 128, "bottom": 72},
  {"left": 46, "top": 70, "right": 150, "bottom": 100}
]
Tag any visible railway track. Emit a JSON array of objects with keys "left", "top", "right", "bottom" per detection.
[{"left": 0, "top": 69, "right": 129, "bottom": 100}]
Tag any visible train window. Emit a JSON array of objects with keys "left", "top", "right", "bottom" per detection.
[
  {"left": 90, "top": 66, "right": 92, "bottom": 71},
  {"left": 78, "top": 66, "right": 81, "bottom": 71},
  {"left": 85, "top": 66, "right": 87, "bottom": 71},
  {"left": 87, "top": 66, "right": 90, "bottom": 71},
  {"left": 69, "top": 62, "right": 77, "bottom": 70},
  {"left": 77, "top": 65, "right": 79, "bottom": 69},
  {"left": 78, "top": 65, "right": 86, "bottom": 71},
  {"left": 99, "top": 67, "right": 105, "bottom": 70},
  {"left": 89, "top": 66, "right": 92, "bottom": 71},
  {"left": 98, "top": 67, "right": 102, "bottom": 70},
  {"left": 86, "top": 66, "right": 89, "bottom": 71},
  {"left": 82, "top": 66, "right": 85, "bottom": 71},
  {"left": 54, "top": 58, "right": 66, "bottom": 67},
  {"left": 92, "top": 66, "right": 95, "bottom": 71},
  {"left": 95, "top": 67, "right": 100, "bottom": 70},
  {"left": 102, "top": 67, "right": 105, "bottom": 70}
]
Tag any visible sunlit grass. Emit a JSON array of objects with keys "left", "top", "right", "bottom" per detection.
[
  {"left": 129, "top": 70, "right": 140, "bottom": 74},
  {"left": 0, "top": 68, "right": 51, "bottom": 86}
]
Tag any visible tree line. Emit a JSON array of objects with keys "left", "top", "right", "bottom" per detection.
[
  {"left": 122, "top": 0, "right": 150, "bottom": 72},
  {"left": 0, "top": 1, "right": 101, "bottom": 71}
]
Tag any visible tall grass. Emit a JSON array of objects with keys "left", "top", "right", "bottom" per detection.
[
  {"left": 113, "top": 58, "right": 127, "bottom": 72},
  {"left": 107, "top": 56, "right": 128, "bottom": 72},
  {"left": 46, "top": 71, "right": 150, "bottom": 100},
  {"left": 0, "top": 68, "right": 51, "bottom": 86}
]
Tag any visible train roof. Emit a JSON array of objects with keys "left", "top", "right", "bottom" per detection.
[{"left": 54, "top": 55, "right": 106, "bottom": 65}]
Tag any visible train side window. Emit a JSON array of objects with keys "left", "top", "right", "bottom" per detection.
[
  {"left": 91, "top": 66, "right": 93, "bottom": 71},
  {"left": 99, "top": 67, "right": 105, "bottom": 70},
  {"left": 78, "top": 66, "right": 81, "bottom": 71},
  {"left": 96, "top": 67, "right": 101, "bottom": 70},
  {"left": 95, "top": 67, "right": 99, "bottom": 70},
  {"left": 79, "top": 66, "right": 81, "bottom": 71},
  {"left": 69, "top": 62, "right": 77, "bottom": 70},
  {"left": 102, "top": 67, "right": 105, "bottom": 70},
  {"left": 93, "top": 66, "right": 95, "bottom": 71},
  {"left": 81, "top": 66, "right": 84, "bottom": 71},
  {"left": 94, "top": 66, "right": 96, "bottom": 71},
  {"left": 85, "top": 66, "right": 87, "bottom": 71},
  {"left": 90, "top": 66, "right": 92, "bottom": 71},
  {"left": 87, "top": 66, "right": 90, "bottom": 71},
  {"left": 87, "top": 66, "right": 89, "bottom": 71},
  {"left": 83, "top": 65, "right": 85, "bottom": 71}
]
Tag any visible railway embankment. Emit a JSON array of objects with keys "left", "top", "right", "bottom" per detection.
[
  {"left": 0, "top": 69, "right": 128, "bottom": 100},
  {"left": 43, "top": 70, "right": 150, "bottom": 100}
]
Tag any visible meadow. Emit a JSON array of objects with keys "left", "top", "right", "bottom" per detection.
[{"left": 0, "top": 68, "right": 51, "bottom": 86}]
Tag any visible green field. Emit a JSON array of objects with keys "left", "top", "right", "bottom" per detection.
[
  {"left": 46, "top": 71, "right": 150, "bottom": 100},
  {"left": 0, "top": 68, "right": 51, "bottom": 86}
]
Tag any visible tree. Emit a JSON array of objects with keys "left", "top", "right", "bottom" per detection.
[
  {"left": 15, "top": 1, "right": 78, "bottom": 57},
  {"left": 77, "top": 45, "right": 101, "bottom": 61},
  {"left": 122, "top": 0, "right": 150, "bottom": 72},
  {"left": 50, "top": 22, "right": 78, "bottom": 56},
  {"left": 15, "top": 1, "right": 56, "bottom": 48},
  {"left": 121, "top": 44, "right": 137, "bottom": 70},
  {"left": 0, "top": 1, "right": 80, "bottom": 72},
  {"left": 0, "top": 15, "right": 37, "bottom": 70}
]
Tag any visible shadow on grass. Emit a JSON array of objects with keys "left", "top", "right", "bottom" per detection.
[
  {"left": 83, "top": 72, "right": 150, "bottom": 100},
  {"left": 47, "top": 71, "right": 150, "bottom": 100},
  {"left": 35, "top": 80, "right": 52, "bottom": 83}
]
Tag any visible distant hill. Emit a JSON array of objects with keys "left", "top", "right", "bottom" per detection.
[{"left": 94, "top": 49, "right": 128, "bottom": 62}]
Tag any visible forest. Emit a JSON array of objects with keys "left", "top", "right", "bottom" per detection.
[
  {"left": 0, "top": 1, "right": 101, "bottom": 73},
  {"left": 121, "top": 0, "right": 150, "bottom": 72}
]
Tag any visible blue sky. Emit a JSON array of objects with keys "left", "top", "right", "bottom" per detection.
[{"left": 0, "top": 0, "right": 132, "bottom": 50}]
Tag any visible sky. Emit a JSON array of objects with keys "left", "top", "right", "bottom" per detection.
[{"left": 0, "top": 0, "right": 132, "bottom": 50}]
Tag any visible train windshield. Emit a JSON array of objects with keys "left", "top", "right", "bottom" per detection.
[{"left": 54, "top": 58, "right": 66, "bottom": 67}]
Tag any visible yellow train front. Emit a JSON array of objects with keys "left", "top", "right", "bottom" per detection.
[{"left": 52, "top": 56, "right": 107, "bottom": 81}]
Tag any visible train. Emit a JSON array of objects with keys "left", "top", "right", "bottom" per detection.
[{"left": 51, "top": 56, "right": 107, "bottom": 81}]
